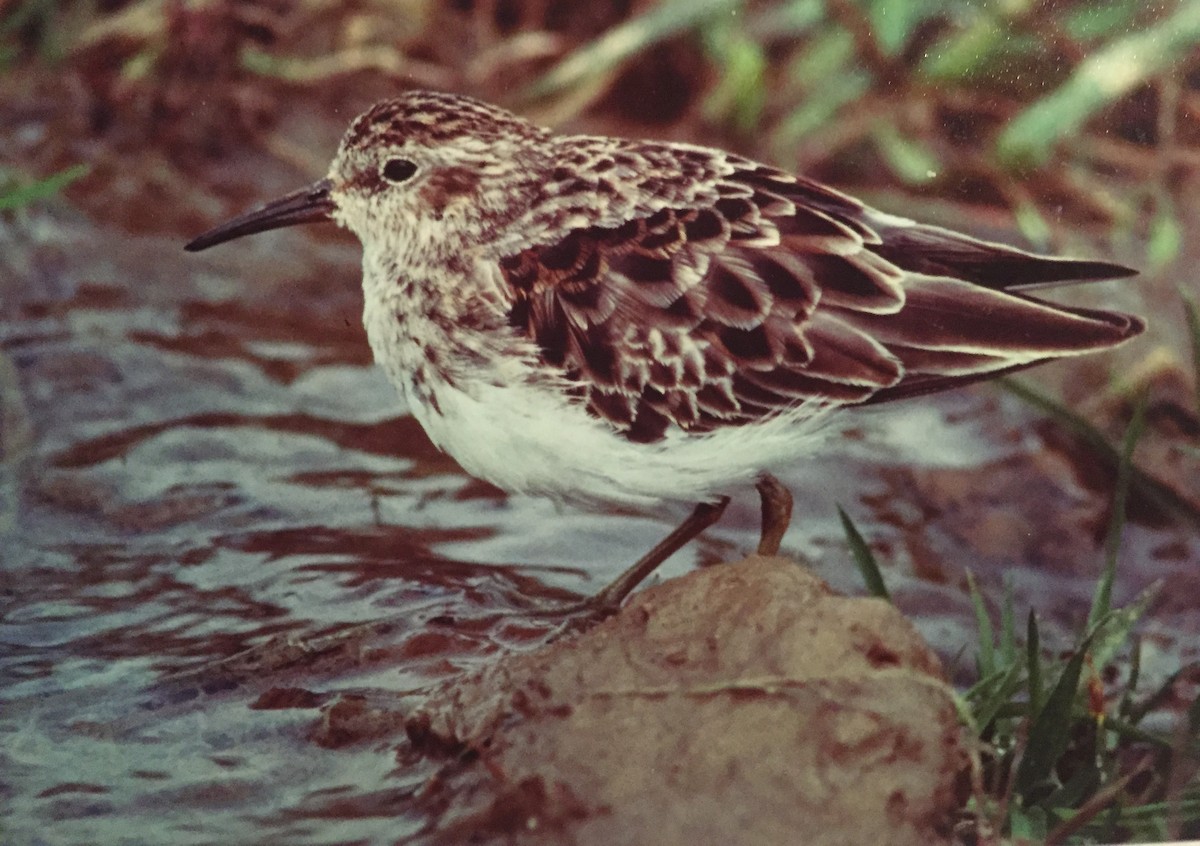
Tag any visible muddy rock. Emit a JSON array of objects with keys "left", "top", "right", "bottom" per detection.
[{"left": 405, "top": 555, "right": 969, "bottom": 845}]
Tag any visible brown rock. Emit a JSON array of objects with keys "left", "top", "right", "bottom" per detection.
[{"left": 406, "top": 555, "right": 969, "bottom": 845}]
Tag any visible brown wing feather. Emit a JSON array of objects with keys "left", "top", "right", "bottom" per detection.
[{"left": 502, "top": 161, "right": 1143, "bottom": 442}]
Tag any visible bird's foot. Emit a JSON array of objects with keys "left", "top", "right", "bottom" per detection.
[{"left": 525, "top": 496, "right": 731, "bottom": 633}]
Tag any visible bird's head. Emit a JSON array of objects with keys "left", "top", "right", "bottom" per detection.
[{"left": 185, "top": 91, "right": 550, "bottom": 257}]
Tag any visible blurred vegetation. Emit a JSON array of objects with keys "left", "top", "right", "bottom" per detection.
[
  {"left": 0, "top": 162, "right": 86, "bottom": 210},
  {"left": 3, "top": 0, "right": 1199, "bottom": 841},
  {"left": 1, "top": 0, "right": 1198, "bottom": 259}
]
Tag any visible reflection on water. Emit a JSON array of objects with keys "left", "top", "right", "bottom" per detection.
[{"left": 2, "top": 212, "right": 1196, "bottom": 842}]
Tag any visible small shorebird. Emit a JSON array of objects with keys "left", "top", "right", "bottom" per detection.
[{"left": 187, "top": 90, "right": 1144, "bottom": 614}]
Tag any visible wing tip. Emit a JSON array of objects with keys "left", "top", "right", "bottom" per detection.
[
  {"left": 1046, "top": 258, "right": 1139, "bottom": 283},
  {"left": 1065, "top": 305, "right": 1148, "bottom": 344}
]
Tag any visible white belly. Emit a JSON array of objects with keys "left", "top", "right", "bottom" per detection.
[{"left": 408, "top": 369, "right": 832, "bottom": 509}]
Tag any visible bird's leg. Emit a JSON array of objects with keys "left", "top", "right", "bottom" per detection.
[
  {"left": 561, "top": 496, "right": 730, "bottom": 621},
  {"left": 755, "top": 473, "right": 793, "bottom": 555}
]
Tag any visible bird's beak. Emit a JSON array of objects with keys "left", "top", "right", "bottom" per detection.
[{"left": 184, "top": 178, "right": 336, "bottom": 252}]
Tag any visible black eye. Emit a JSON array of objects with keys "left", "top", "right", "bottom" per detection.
[{"left": 382, "top": 158, "right": 417, "bottom": 183}]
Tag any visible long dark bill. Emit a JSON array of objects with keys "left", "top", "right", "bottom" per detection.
[{"left": 184, "top": 179, "right": 335, "bottom": 252}]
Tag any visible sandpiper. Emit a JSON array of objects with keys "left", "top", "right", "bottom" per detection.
[{"left": 187, "top": 90, "right": 1144, "bottom": 613}]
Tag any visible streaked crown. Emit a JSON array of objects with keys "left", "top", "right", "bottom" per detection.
[{"left": 326, "top": 92, "right": 551, "bottom": 255}]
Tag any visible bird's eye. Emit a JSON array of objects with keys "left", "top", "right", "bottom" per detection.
[{"left": 382, "top": 158, "right": 418, "bottom": 183}]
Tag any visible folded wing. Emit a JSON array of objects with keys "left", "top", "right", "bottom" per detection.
[{"left": 501, "top": 156, "right": 1144, "bottom": 442}]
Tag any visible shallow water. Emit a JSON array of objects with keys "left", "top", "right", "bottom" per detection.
[{"left": 2, "top": 206, "right": 1196, "bottom": 843}]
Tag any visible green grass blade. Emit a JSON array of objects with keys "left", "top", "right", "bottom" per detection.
[
  {"left": 701, "top": 27, "right": 767, "bottom": 133},
  {"left": 1064, "top": 0, "right": 1142, "bottom": 40},
  {"left": 1026, "top": 609, "right": 1043, "bottom": 717},
  {"left": 1088, "top": 395, "right": 1147, "bottom": 628},
  {"left": 998, "top": 377, "right": 1113, "bottom": 453},
  {"left": 1089, "top": 583, "right": 1159, "bottom": 675},
  {"left": 1012, "top": 196, "right": 1052, "bottom": 251},
  {"left": 999, "top": 577, "right": 1016, "bottom": 666},
  {"left": 1146, "top": 200, "right": 1183, "bottom": 271},
  {"left": 970, "top": 661, "right": 1026, "bottom": 731},
  {"left": 1117, "top": 634, "right": 1141, "bottom": 722},
  {"left": 1010, "top": 803, "right": 1050, "bottom": 842},
  {"left": 837, "top": 505, "right": 890, "bottom": 601},
  {"left": 772, "top": 64, "right": 868, "bottom": 152},
  {"left": 1105, "top": 794, "right": 1200, "bottom": 827},
  {"left": 0, "top": 163, "right": 89, "bottom": 212},
  {"left": 966, "top": 569, "right": 995, "bottom": 677},
  {"left": 872, "top": 123, "right": 940, "bottom": 185},
  {"left": 1182, "top": 289, "right": 1200, "bottom": 419},
  {"left": 1015, "top": 636, "right": 1093, "bottom": 797},
  {"left": 1125, "top": 659, "right": 1199, "bottom": 726},
  {"left": 1099, "top": 716, "right": 1176, "bottom": 749},
  {"left": 998, "top": 378, "right": 1200, "bottom": 530},
  {"left": 863, "top": 0, "right": 942, "bottom": 56}
]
